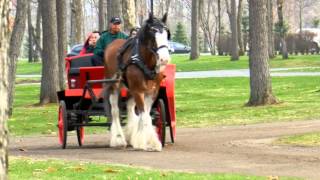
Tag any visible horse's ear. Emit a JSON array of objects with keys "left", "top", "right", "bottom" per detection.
[
  {"left": 147, "top": 12, "right": 154, "bottom": 24},
  {"left": 162, "top": 13, "right": 168, "bottom": 24}
]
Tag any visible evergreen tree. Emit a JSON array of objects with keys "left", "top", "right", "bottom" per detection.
[{"left": 173, "top": 22, "right": 188, "bottom": 45}]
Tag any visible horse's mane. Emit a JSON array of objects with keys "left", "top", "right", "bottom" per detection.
[{"left": 137, "top": 16, "right": 166, "bottom": 45}]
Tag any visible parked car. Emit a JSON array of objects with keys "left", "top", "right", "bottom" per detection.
[
  {"left": 169, "top": 41, "right": 191, "bottom": 54},
  {"left": 67, "top": 44, "right": 83, "bottom": 57}
]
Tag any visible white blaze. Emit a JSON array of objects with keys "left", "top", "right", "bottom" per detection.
[{"left": 155, "top": 30, "right": 171, "bottom": 68}]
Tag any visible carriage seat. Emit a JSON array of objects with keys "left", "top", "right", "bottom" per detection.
[{"left": 69, "top": 55, "right": 94, "bottom": 76}]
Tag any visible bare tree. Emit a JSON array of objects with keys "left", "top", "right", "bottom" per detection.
[
  {"left": 107, "top": 0, "right": 122, "bottom": 27},
  {"left": 99, "top": 0, "right": 106, "bottom": 32},
  {"left": 199, "top": 0, "right": 218, "bottom": 55},
  {"left": 8, "top": 0, "right": 28, "bottom": 116},
  {"left": 190, "top": 0, "right": 200, "bottom": 60},
  {"left": 237, "top": 0, "right": 244, "bottom": 55},
  {"left": 122, "top": 0, "right": 136, "bottom": 32},
  {"left": 56, "top": 0, "right": 67, "bottom": 90},
  {"left": 248, "top": 0, "right": 278, "bottom": 106},
  {"left": 267, "top": 0, "right": 275, "bottom": 58},
  {"left": 226, "top": 0, "right": 239, "bottom": 60},
  {"left": 33, "top": 1, "right": 42, "bottom": 62},
  {"left": 277, "top": 0, "right": 288, "bottom": 59},
  {"left": 39, "top": 0, "right": 60, "bottom": 104},
  {"left": 70, "top": 0, "right": 84, "bottom": 45},
  {"left": 0, "top": 0, "right": 10, "bottom": 178},
  {"left": 27, "top": 2, "right": 34, "bottom": 63},
  {"left": 217, "top": 0, "right": 223, "bottom": 55}
]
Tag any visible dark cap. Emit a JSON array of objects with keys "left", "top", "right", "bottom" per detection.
[{"left": 110, "top": 17, "right": 122, "bottom": 24}]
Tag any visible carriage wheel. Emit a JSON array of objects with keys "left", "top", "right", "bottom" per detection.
[
  {"left": 58, "top": 101, "right": 68, "bottom": 149},
  {"left": 156, "top": 99, "right": 166, "bottom": 147},
  {"left": 76, "top": 126, "right": 84, "bottom": 146}
]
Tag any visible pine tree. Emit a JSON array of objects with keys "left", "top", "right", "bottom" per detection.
[{"left": 173, "top": 22, "right": 188, "bottom": 45}]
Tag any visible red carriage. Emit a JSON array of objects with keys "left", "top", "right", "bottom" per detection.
[{"left": 57, "top": 53, "right": 176, "bottom": 149}]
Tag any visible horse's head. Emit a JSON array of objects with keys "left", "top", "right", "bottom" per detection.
[{"left": 139, "top": 13, "right": 171, "bottom": 72}]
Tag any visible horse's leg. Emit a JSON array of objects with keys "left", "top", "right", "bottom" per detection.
[
  {"left": 125, "top": 97, "right": 139, "bottom": 145},
  {"left": 109, "top": 90, "right": 127, "bottom": 147},
  {"left": 131, "top": 94, "right": 162, "bottom": 151}
]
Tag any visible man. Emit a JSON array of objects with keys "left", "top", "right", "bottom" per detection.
[{"left": 92, "top": 17, "right": 128, "bottom": 66}]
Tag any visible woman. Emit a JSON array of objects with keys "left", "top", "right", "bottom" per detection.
[{"left": 79, "top": 31, "right": 100, "bottom": 55}]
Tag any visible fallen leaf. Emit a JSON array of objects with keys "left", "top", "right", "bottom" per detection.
[
  {"left": 136, "top": 171, "right": 142, "bottom": 175},
  {"left": 73, "top": 166, "right": 85, "bottom": 172},
  {"left": 18, "top": 148, "right": 27, "bottom": 152},
  {"left": 104, "top": 168, "right": 120, "bottom": 173},
  {"left": 46, "top": 167, "right": 57, "bottom": 173}
]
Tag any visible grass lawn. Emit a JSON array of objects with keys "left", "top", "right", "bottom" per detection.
[
  {"left": 172, "top": 54, "right": 320, "bottom": 71},
  {"left": 17, "top": 55, "right": 320, "bottom": 75},
  {"left": 9, "top": 76, "right": 320, "bottom": 138},
  {"left": 275, "top": 133, "right": 320, "bottom": 146},
  {"left": 9, "top": 157, "right": 298, "bottom": 180},
  {"left": 16, "top": 60, "right": 42, "bottom": 75}
]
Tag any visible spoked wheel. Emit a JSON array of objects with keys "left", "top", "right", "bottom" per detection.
[
  {"left": 156, "top": 99, "right": 166, "bottom": 147},
  {"left": 76, "top": 125, "right": 84, "bottom": 147},
  {"left": 58, "top": 101, "right": 68, "bottom": 149}
]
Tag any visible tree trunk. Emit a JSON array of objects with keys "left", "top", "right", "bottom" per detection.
[
  {"left": 74, "top": 0, "right": 83, "bottom": 44},
  {"left": 190, "top": 0, "right": 200, "bottom": 60},
  {"left": 39, "top": 0, "right": 60, "bottom": 104},
  {"left": 99, "top": 0, "right": 106, "bottom": 32},
  {"left": 28, "top": 2, "right": 34, "bottom": 63},
  {"left": 217, "top": 0, "right": 223, "bottom": 55},
  {"left": 230, "top": 0, "right": 239, "bottom": 60},
  {"left": 8, "top": 0, "right": 28, "bottom": 117},
  {"left": 122, "top": 0, "right": 136, "bottom": 32},
  {"left": 34, "top": 1, "right": 42, "bottom": 62},
  {"left": 0, "top": 0, "right": 10, "bottom": 178},
  {"left": 237, "top": 0, "right": 244, "bottom": 56},
  {"left": 107, "top": 0, "right": 122, "bottom": 28},
  {"left": 56, "top": 0, "right": 67, "bottom": 91},
  {"left": 70, "top": 0, "right": 83, "bottom": 45},
  {"left": 276, "top": 0, "right": 288, "bottom": 59},
  {"left": 247, "top": 0, "right": 278, "bottom": 106},
  {"left": 267, "top": 0, "right": 275, "bottom": 59}
]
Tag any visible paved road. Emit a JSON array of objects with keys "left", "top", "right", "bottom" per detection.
[{"left": 16, "top": 67, "right": 320, "bottom": 79}]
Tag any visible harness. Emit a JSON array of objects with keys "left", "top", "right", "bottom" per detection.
[{"left": 117, "top": 38, "right": 168, "bottom": 83}]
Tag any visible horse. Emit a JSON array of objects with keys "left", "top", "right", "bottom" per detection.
[{"left": 103, "top": 13, "right": 171, "bottom": 151}]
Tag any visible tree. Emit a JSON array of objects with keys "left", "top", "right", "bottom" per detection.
[
  {"left": 107, "top": 0, "right": 122, "bottom": 27},
  {"left": 190, "top": 0, "right": 200, "bottom": 60},
  {"left": 122, "top": 0, "right": 136, "bottom": 32},
  {"left": 199, "top": 0, "right": 218, "bottom": 55},
  {"left": 267, "top": 0, "right": 275, "bottom": 58},
  {"left": 217, "top": 0, "right": 223, "bottom": 55},
  {"left": 99, "top": 0, "right": 106, "bottom": 32},
  {"left": 247, "top": 0, "right": 278, "bottom": 106},
  {"left": 237, "top": 0, "right": 244, "bottom": 55},
  {"left": 39, "top": 0, "right": 60, "bottom": 104},
  {"left": 0, "top": 0, "right": 10, "bottom": 178},
  {"left": 226, "top": 0, "right": 239, "bottom": 61},
  {"left": 276, "top": 0, "right": 288, "bottom": 59},
  {"left": 173, "top": 22, "right": 188, "bottom": 45},
  {"left": 70, "top": 0, "right": 84, "bottom": 46},
  {"left": 27, "top": 2, "right": 34, "bottom": 63},
  {"left": 56, "top": 0, "right": 67, "bottom": 91},
  {"left": 8, "top": 0, "right": 28, "bottom": 116}
]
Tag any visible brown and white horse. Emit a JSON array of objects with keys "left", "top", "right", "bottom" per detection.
[{"left": 103, "top": 13, "right": 171, "bottom": 151}]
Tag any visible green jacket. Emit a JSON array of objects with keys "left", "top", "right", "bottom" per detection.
[{"left": 94, "top": 31, "right": 128, "bottom": 57}]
